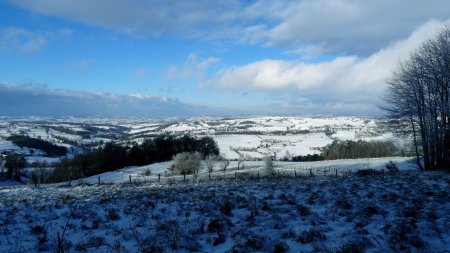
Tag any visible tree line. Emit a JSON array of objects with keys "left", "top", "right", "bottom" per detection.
[
  {"left": 50, "top": 135, "right": 219, "bottom": 182},
  {"left": 382, "top": 26, "right": 450, "bottom": 170},
  {"left": 291, "top": 154, "right": 325, "bottom": 162},
  {"left": 321, "top": 140, "right": 398, "bottom": 160},
  {"left": 7, "top": 135, "right": 68, "bottom": 157}
]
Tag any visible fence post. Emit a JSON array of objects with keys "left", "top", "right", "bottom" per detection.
[
  {"left": 309, "top": 169, "right": 313, "bottom": 176},
  {"left": 129, "top": 175, "right": 131, "bottom": 183},
  {"left": 158, "top": 174, "right": 161, "bottom": 183},
  {"left": 183, "top": 174, "right": 186, "bottom": 182},
  {"left": 335, "top": 168, "right": 338, "bottom": 176},
  {"left": 257, "top": 171, "right": 260, "bottom": 179}
]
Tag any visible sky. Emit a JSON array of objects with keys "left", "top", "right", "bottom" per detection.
[{"left": 1, "top": 0, "right": 450, "bottom": 117}]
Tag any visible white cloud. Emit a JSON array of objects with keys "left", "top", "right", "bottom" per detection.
[
  {"left": 9, "top": 0, "right": 450, "bottom": 55},
  {"left": 164, "top": 53, "right": 220, "bottom": 83},
  {"left": 261, "top": 0, "right": 450, "bottom": 55},
  {"left": 217, "top": 57, "right": 356, "bottom": 91},
  {"left": 216, "top": 20, "right": 448, "bottom": 107},
  {"left": 0, "top": 27, "right": 49, "bottom": 53}
]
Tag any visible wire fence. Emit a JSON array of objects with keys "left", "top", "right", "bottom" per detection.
[{"left": 69, "top": 164, "right": 388, "bottom": 187}]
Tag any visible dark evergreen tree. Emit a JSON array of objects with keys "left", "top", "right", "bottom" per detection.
[{"left": 5, "top": 153, "right": 27, "bottom": 181}]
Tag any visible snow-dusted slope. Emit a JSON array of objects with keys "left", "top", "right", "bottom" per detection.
[
  {"left": 0, "top": 171, "right": 448, "bottom": 252},
  {"left": 74, "top": 157, "right": 414, "bottom": 185}
]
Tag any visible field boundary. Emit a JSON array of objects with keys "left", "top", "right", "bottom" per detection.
[{"left": 70, "top": 164, "right": 391, "bottom": 186}]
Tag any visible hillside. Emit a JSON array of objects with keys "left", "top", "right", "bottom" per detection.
[
  {"left": 0, "top": 116, "right": 403, "bottom": 163},
  {"left": 0, "top": 171, "right": 448, "bottom": 252}
]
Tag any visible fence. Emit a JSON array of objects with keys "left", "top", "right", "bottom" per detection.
[{"left": 70, "top": 164, "right": 387, "bottom": 187}]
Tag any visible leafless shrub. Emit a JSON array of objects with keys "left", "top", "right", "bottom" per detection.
[
  {"left": 205, "top": 154, "right": 218, "bottom": 173},
  {"left": 170, "top": 152, "right": 202, "bottom": 176},
  {"left": 385, "top": 161, "right": 399, "bottom": 173}
]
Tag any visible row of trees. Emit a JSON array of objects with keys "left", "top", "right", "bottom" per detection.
[
  {"left": 321, "top": 140, "right": 398, "bottom": 160},
  {"left": 382, "top": 26, "right": 450, "bottom": 170},
  {"left": 7, "top": 135, "right": 68, "bottom": 157},
  {"left": 50, "top": 135, "right": 220, "bottom": 182},
  {"left": 291, "top": 154, "right": 325, "bottom": 162}
]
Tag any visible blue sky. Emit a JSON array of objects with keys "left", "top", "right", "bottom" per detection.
[{"left": 1, "top": 0, "right": 450, "bottom": 116}]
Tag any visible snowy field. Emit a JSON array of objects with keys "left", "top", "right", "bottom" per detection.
[
  {"left": 0, "top": 171, "right": 448, "bottom": 252},
  {"left": 213, "top": 133, "right": 334, "bottom": 160},
  {"left": 74, "top": 157, "right": 414, "bottom": 185}
]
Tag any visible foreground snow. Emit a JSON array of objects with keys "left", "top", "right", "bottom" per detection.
[{"left": 0, "top": 171, "right": 448, "bottom": 252}]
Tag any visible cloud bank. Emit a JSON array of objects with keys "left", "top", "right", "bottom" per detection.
[
  {"left": 214, "top": 19, "right": 449, "bottom": 113},
  {"left": 9, "top": 0, "right": 450, "bottom": 55},
  {"left": 0, "top": 83, "right": 211, "bottom": 117}
]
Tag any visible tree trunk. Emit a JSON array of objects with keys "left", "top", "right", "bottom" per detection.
[{"left": 410, "top": 116, "right": 424, "bottom": 171}]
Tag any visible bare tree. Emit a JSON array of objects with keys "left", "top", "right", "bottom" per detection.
[
  {"left": 205, "top": 154, "right": 218, "bottom": 173},
  {"left": 218, "top": 154, "right": 230, "bottom": 172},
  {"left": 170, "top": 152, "right": 202, "bottom": 175},
  {"left": 381, "top": 26, "right": 450, "bottom": 171},
  {"left": 237, "top": 154, "right": 245, "bottom": 170}
]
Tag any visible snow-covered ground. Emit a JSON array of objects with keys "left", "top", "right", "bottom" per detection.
[
  {"left": 0, "top": 171, "right": 448, "bottom": 252},
  {"left": 0, "top": 140, "right": 20, "bottom": 151},
  {"left": 215, "top": 132, "right": 339, "bottom": 160},
  {"left": 0, "top": 116, "right": 445, "bottom": 252},
  {"left": 73, "top": 157, "right": 414, "bottom": 185}
]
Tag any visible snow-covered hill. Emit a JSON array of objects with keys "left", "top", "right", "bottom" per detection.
[{"left": 0, "top": 116, "right": 402, "bottom": 162}]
